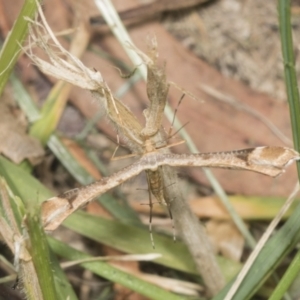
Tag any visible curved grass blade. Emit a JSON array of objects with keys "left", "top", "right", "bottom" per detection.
[
  {"left": 213, "top": 201, "right": 300, "bottom": 300},
  {"left": 48, "top": 237, "right": 185, "bottom": 300},
  {"left": 0, "top": 0, "right": 42, "bottom": 95},
  {"left": 268, "top": 250, "right": 300, "bottom": 300}
]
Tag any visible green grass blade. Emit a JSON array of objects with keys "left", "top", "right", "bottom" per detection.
[
  {"left": 49, "top": 251, "right": 79, "bottom": 300},
  {"left": 213, "top": 203, "right": 300, "bottom": 300},
  {"left": 64, "top": 211, "right": 197, "bottom": 274},
  {"left": 48, "top": 135, "right": 95, "bottom": 185},
  {"left": 11, "top": 74, "right": 41, "bottom": 122},
  {"left": 0, "top": 0, "right": 42, "bottom": 96},
  {"left": 48, "top": 237, "right": 186, "bottom": 300},
  {"left": 278, "top": 0, "right": 300, "bottom": 170},
  {"left": 63, "top": 210, "right": 241, "bottom": 280},
  {"left": 25, "top": 209, "right": 58, "bottom": 300},
  {"left": 0, "top": 156, "right": 52, "bottom": 203},
  {"left": 30, "top": 81, "right": 70, "bottom": 145},
  {"left": 268, "top": 2, "right": 300, "bottom": 298},
  {"left": 269, "top": 250, "right": 300, "bottom": 300}
]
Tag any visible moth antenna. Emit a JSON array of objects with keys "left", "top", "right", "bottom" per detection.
[{"left": 168, "top": 93, "right": 186, "bottom": 137}]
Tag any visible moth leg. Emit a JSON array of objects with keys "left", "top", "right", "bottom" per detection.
[
  {"left": 110, "top": 128, "right": 121, "bottom": 161},
  {"left": 166, "top": 202, "right": 176, "bottom": 242},
  {"left": 167, "top": 93, "right": 186, "bottom": 138},
  {"left": 156, "top": 139, "right": 185, "bottom": 151},
  {"left": 12, "top": 276, "right": 19, "bottom": 289},
  {"left": 167, "top": 122, "right": 189, "bottom": 142},
  {"left": 146, "top": 172, "right": 155, "bottom": 249},
  {"left": 154, "top": 93, "right": 187, "bottom": 149},
  {"left": 110, "top": 152, "right": 138, "bottom": 161},
  {"left": 114, "top": 66, "right": 137, "bottom": 79},
  {"left": 110, "top": 130, "right": 139, "bottom": 161},
  {"left": 163, "top": 181, "right": 177, "bottom": 242}
]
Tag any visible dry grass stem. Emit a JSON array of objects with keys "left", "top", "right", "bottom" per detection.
[
  {"left": 61, "top": 253, "right": 162, "bottom": 269},
  {"left": 199, "top": 84, "right": 292, "bottom": 145}
]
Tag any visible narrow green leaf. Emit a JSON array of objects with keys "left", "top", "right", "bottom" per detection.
[
  {"left": 0, "top": 0, "right": 42, "bottom": 95},
  {"left": 49, "top": 251, "right": 79, "bottom": 300},
  {"left": 0, "top": 156, "right": 52, "bottom": 203},
  {"left": 30, "top": 82, "right": 70, "bottom": 145},
  {"left": 213, "top": 202, "right": 300, "bottom": 300},
  {"left": 63, "top": 210, "right": 241, "bottom": 281},
  {"left": 269, "top": 250, "right": 300, "bottom": 300},
  {"left": 11, "top": 74, "right": 41, "bottom": 122},
  {"left": 48, "top": 135, "right": 95, "bottom": 185},
  {"left": 49, "top": 237, "right": 186, "bottom": 300},
  {"left": 25, "top": 208, "right": 58, "bottom": 300},
  {"left": 278, "top": 0, "right": 300, "bottom": 175}
]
